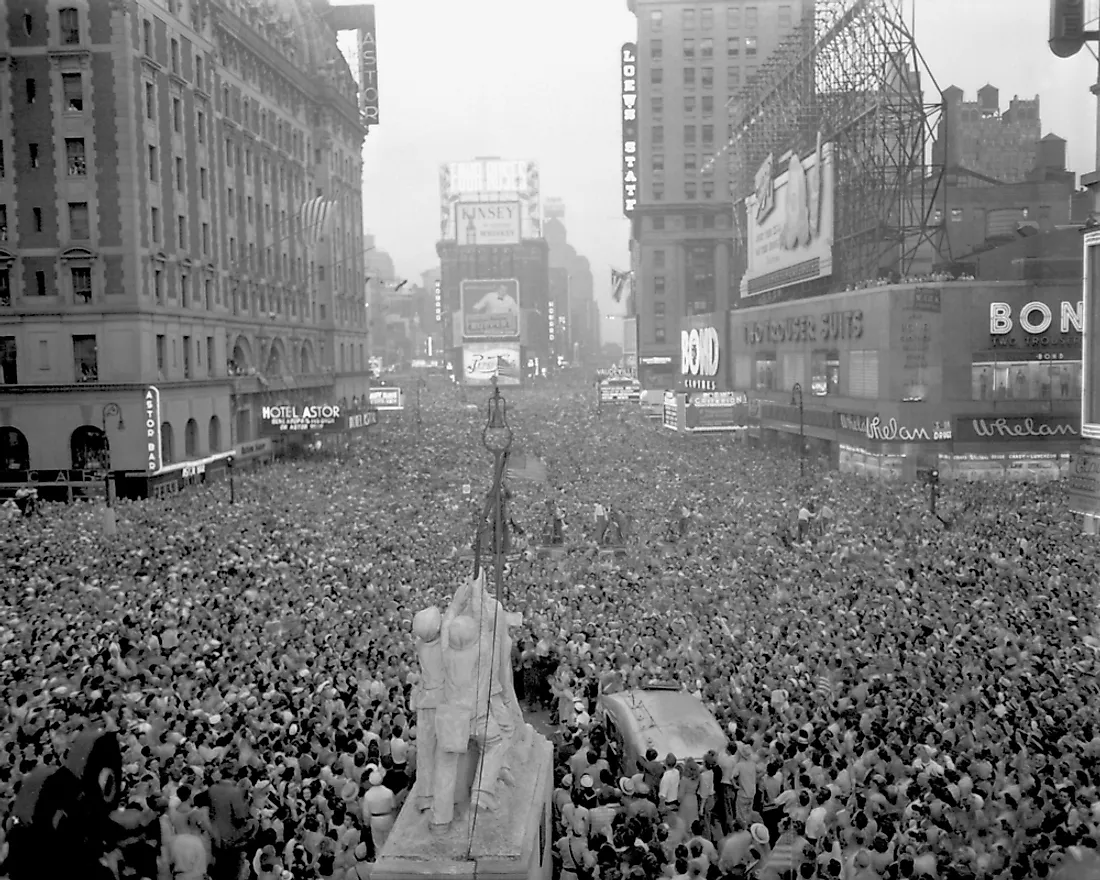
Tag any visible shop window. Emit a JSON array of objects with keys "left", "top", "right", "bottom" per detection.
[
  {"left": 971, "top": 359, "right": 1080, "bottom": 401},
  {"left": 733, "top": 353, "right": 751, "bottom": 387},
  {"left": 811, "top": 350, "right": 840, "bottom": 396},
  {"left": 754, "top": 353, "right": 776, "bottom": 390},
  {"left": 848, "top": 350, "right": 879, "bottom": 398}
]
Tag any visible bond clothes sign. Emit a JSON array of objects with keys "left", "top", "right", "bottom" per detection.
[
  {"left": 357, "top": 9, "right": 379, "bottom": 127},
  {"left": 836, "top": 412, "right": 952, "bottom": 442},
  {"left": 259, "top": 404, "right": 344, "bottom": 435},
  {"left": 460, "top": 279, "right": 520, "bottom": 339},
  {"left": 621, "top": 43, "right": 639, "bottom": 217},
  {"left": 741, "top": 137, "right": 835, "bottom": 298},
  {"left": 456, "top": 202, "right": 521, "bottom": 246},
  {"left": 681, "top": 327, "right": 720, "bottom": 390},
  {"left": 144, "top": 386, "right": 162, "bottom": 473},
  {"left": 954, "top": 415, "right": 1080, "bottom": 443},
  {"left": 989, "top": 299, "right": 1083, "bottom": 348}
]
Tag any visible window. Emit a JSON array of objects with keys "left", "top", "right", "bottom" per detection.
[
  {"left": 746, "top": 6, "right": 759, "bottom": 29},
  {"left": 73, "top": 334, "right": 98, "bottom": 382},
  {"left": 59, "top": 7, "right": 79, "bottom": 43},
  {"left": 196, "top": 111, "right": 205, "bottom": 142},
  {"left": 684, "top": 95, "right": 696, "bottom": 114},
  {"left": 161, "top": 422, "right": 175, "bottom": 464},
  {"left": 654, "top": 302, "right": 666, "bottom": 316},
  {"left": 0, "top": 269, "right": 9, "bottom": 306},
  {"left": 683, "top": 8, "right": 695, "bottom": 28},
  {"left": 25, "top": 79, "right": 35, "bottom": 104},
  {"left": 684, "top": 125, "right": 697, "bottom": 146},
  {"left": 754, "top": 353, "right": 776, "bottom": 390},
  {"left": 779, "top": 5, "right": 793, "bottom": 27},
  {"left": 810, "top": 350, "right": 840, "bottom": 396},
  {"left": 728, "top": 37, "right": 740, "bottom": 57},
  {"left": 199, "top": 167, "right": 207, "bottom": 198},
  {"left": 848, "top": 351, "right": 880, "bottom": 398},
  {"left": 0, "top": 337, "right": 16, "bottom": 384},
  {"left": 227, "top": 186, "right": 235, "bottom": 216},
  {"left": 654, "top": 250, "right": 666, "bottom": 269},
  {"left": 651, "top": 39, "right": 662, "bottom": 60},
  {"left": 651, "top": 68, "right": 664, "bottom": 86},
  {"left": 728, "top": 7, "right": 741, "bottom": 29},
  {"left": 175, "top": 156, "right": 184, "bottom": 190},
  {"left": 206, "top": 337, "right": 215, "bottom": 374},
  {"left": 201, "top": 222, "right": 209, "bottom": 255},
  {"left": 172, "top": 97, "right": 181, "bottom": 132},
  {"left": 655, "top": 326, "right": 667, "bottom": 344},
  {"left": 150, "top": 206, "right": 160, "bottom": 242},
  {"left": 701, "top": 67, "right": 713, "bottom": 88},
  {"left": 651, "top": 95, "right": 663, "bottom": 116},
  {"left": 180, "top": 271, "right": 189, "bottom": 306},
  {"left": 652, "top": 154, "right": 665, "bottom": 172},
  {"left": 195, "top": 54, "right": 204, "bottom": 87},
  {"left": 702, "top": 124, "right": 714, "bottom": 145},
  {"left": 686, "top": 182, "right": 698, "bottom": 200},
  {"left": 62, "top": 73, "right": 83, "bottom": 111},
  {"left": 23, "top": 13, "right": 32, "bottom": 35},
  {"left": 142, "top": 19, "right": 153, "bottom": 54},
  {"left": 950, "top": 208, "right": 963, "bottom": 222},
  {"left": 728, "top": 67, "right": 741, "bottom": 89},
  {"left": 65, "top": 138, "right": 86, "bottom": 176},
  {"left": 145, "top": 82, "right": 155, "bottom": 118},
  {"left": 29, "top": 143, "right": 38, "bottom": 168},
  {"left": 652, "top": 125, "right": 664, "bottom": 146},
  {"left": 654, "top": 276, "right": 666, "bottom": 295},
  {"left": 32, "top": 208, "right": 42, "bottom": 232},
  {"left": 700, "top": 38, "right": 714, "bottom": 60},
  {"left": 183, "top": 335, "right": 191, "bottom": 377},
  {"left": 0, "top": 142, "right": 5, "bottom": 178},
  {"left": 650, "top": 9, "right": 662, "bottom": 27},
  {"left": 653, "top": 183, "right": 664, "bottom": 201},
  {"left": 702, "top": 180, "right": 715, "bottom": 199},
  {"left": 701, "top": 7, "right": 714, "bottom": 29},
  {"left": 225, "top": 138, "right": 233, "bottom": 166},
  {"left": 34, "top": 271, "right": 46, "bottom": 296},
  {"left": 68, "top": 202, "right": 89, "bottom": 239},
  {"left": 685, "top": 154, "right": 698, "bottom": 172},
  {"left": 154, "top": 268, "right": 163, "bottom": 301},
  {"left": 683, "top": 37, "right": 695, "bottom": 59},
  {"left": 156, "top": 334, "right": 166, "bottom": 371},
  {"left": 71, "top": 267, "right": 91, "bottom": 303},
  {"left": 684, "top": 67, "right": 695, "bottom": 86},
  {"left": 177, "top": 214, "right": 186, "bottom": 248},
  {"left": 745, "top": 37, "right": 758, "bottom": 56},
  {"left": 686, "top": 215, "right": 699, "bottom": 230},
  {"left": 148, "top": 145, "right": 158, "bottom": 181},
  {"left": 170, "top": 38, "right": 180, "bottom": 73}
]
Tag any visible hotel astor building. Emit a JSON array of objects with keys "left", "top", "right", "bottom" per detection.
[{"left": 0, "top": 0, "right": 372, "bottom": 495}]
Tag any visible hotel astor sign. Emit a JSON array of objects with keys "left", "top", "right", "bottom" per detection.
[
  {"left": 621, "top": 43, "right": 638, "bottom": 217},
  {"left": 681, "top": 327, "right": 720, "bottom": 390}
]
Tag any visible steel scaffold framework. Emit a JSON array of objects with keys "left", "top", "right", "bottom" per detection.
[{"left": 725, "top": 0, "right": 947, "bottom": 295}]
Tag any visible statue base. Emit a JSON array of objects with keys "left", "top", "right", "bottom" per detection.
[{"left": 374, "top": 728, "right": 553, "bottom": 880}]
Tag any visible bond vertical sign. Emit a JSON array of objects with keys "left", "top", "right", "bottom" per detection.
[
  {"left": 358, "top": 7, "right": 379, "bottom": 127},
  {"left": 621, "top": 43, "right": 638, "bottom": 217}
]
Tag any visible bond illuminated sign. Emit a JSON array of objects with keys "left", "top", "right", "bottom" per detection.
[
  {"left": 621, "top": 43, "right": 638, "bottom": 217},
  {"left": 681, "top": 327, "right": 720, "bottom": 390},
  {"left": 989, "top": 300, "right": 1082, "bottom": 337}
]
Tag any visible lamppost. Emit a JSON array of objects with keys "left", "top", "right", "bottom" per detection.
[
  {"left": 926, "top": 467, "right": 939, "bottom": 516},
  {"left": 227, "top": 455, "right": 236, "bottom": 504},
  {"left": 474, "top": 378, "right": 514, "bottom": 603},
  {"left": 790, "top": 383, "right": 805, "bottom": 479},
  {"left": 416, "top": 377, "right": 425, "bottom": 441},
  {"left": 100, "top": 402, "right": 124, "bottom": 506}
]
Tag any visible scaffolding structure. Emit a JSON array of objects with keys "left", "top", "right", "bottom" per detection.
[{"left": 727, "top": 0, "right": 946, "bottom": 298}]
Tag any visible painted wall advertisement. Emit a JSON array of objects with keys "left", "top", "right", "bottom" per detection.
[
  {"left": 684, "top": 391, "right": 748, "bottom": 432},
  {"left": 144, "top": 385, "right": 162, "bottom": 473},
  {"left": 463, "top": 342, "right": 522, "bottom": 386},
  {"left": 357, "top": 9, "right": 379, "bottom": 127},
  {"left": 621, "top": 43, "right": 638, "bottom": 217},
  {"left": 460, "top": 279, "right": 520, "bottom": 339},
  {"left": 439, "top": 159, "right": 541, "bottom": 241},
  {"left": 741, "top": 136, "right": 835, "bottom": 298},
  {"left": 455, "top": 202, "right": 521, "bottom": 246}
]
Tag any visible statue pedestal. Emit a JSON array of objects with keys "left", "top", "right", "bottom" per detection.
[{"left": 374, "top": 729, "right": 553, "bottom": 880}]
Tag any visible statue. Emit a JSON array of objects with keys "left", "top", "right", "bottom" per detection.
[{"left": 410, "top": 607, "right": 444, "bottom": 813}]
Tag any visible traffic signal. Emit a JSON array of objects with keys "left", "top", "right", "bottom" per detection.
[{"left": 1050, "top": 0, "right": 1086, "bottom": 58}]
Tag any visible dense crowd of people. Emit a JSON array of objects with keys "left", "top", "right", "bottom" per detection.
[{"left": 0, "top": 377, "right": 1097, "bottom": 880}]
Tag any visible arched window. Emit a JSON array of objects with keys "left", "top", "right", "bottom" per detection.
[
  {"left": 70, "top": 425, "right": 108, "bottom": 470},
  {"left": 1, "top": 426, "right": 29, "bottom": 471},
  {"left": 208, "top": 415, "right": 222, "bottom": 452},
  {"left": 160, "top": 421, "right": 175, "bottom": 464},
  {"left": 184, "top": 418, "right": 198, "bottom": 458}
]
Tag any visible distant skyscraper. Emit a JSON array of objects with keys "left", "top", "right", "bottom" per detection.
[{"left": 933, "top": 85, "right": 1042, "bottom": 183}]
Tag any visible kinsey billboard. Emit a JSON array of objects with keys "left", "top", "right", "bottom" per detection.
[
  {"left": 621, "top": 43, "right": 639, "bottom": 217},
  {"left": 144, "top": 386, "right": 162, "bottom": 473},
  {"left": 455, "top": 202, "right": 521, "bottom": 246},
  {"left": 439, "top": 159, "right": 541, "bottom": 241},
  {"left": 741, "top": 136, "right": 835, "bottom": 298},
  {"left": 460, "top": 279, "right": 520, "bottom": 339},
  {"left": 684, "top": 391, "right": 748, "bottom": 433},
  {"left": 368, "top": 388, "right": 405, "bottom": 411},
  {"left": 463, "top": 342, "right": 522, "bottom": 386},
  {"left": 357, "top": 9, "right": 379, "bottom": 127},
  {"left": 954, "top": 414, "right": 1080, "bottom": 444}
]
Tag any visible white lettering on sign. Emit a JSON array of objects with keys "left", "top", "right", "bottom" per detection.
[
  {"left": 621, "top": 43, "right": 639, "bottom": 217},
  {"left": 863, "top": 416, "right": 952, "bottom": 442},
  {"left": 971, "top": 417, "right": 1078, "bottom": 439},
  {"left": 144, "top": 386, "right": 162, "bottom": 473},
  {"left": 261, "top": 405, "right": 340, "bottom": 420},
  {"left": 681, "top": 327, "right": 720, "bottom": 377},
  {"left": 181, "top": 463, "right": 206, "bottom": 479},
  {"left": 989, "top": 300, "right": 1083, "bottom": 335}
]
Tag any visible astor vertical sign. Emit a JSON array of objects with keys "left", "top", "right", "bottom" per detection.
[
  {"left": 358, "top": 7, "right": 379, "bottom": 127},
  {"left": 144, "top": 386, "right": 162, "bottom": 473},
  {"left": 621, "top": 43, "right": 638, "bottom": 217}
]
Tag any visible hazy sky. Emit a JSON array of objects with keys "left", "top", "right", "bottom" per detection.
[{"left": 338, "top": 0, "right": 1100, "bottom": 344}]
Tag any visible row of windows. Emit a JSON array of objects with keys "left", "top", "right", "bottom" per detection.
[
  {"left": 644, "top": 214, "right": 728, "bottom": 232},
  {"left": 650, "top": 181, "right": 719, "bottom": 201},
  {"left": 20, "top": 8, "right": 81, "bottom": 44},
  {"left": 651, "top": 124, "right": 731, "bottom": 147},
  {"left": 648, "top": 6, "right": 784, "bottom": 31},
  {"left": 652, "top": 154, "right": 720, "bottom": 174},
  {"left": 650, "top": 36, "right": 759, "bottom": 60},
  {"left": 650, "top": 65, "right": 756, "bottom": 87}
]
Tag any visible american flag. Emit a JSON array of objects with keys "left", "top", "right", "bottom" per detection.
[
  {"left": 611, "top": 268, "right": 632, "bottom": 303},
  {"left": 299, "top": 196, "right": 333, "bottom": 247},
  {"left": 506, "top": 453, "right": 549, "bottom": 484}
]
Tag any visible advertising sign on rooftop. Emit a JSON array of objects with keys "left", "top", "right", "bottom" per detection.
[
  {"left": 439, "top": 159, "right": 541, "bottom": 241},
  {"left": 460, "top": 279, "right": 521, "bottom": 339},
  {"left": 456, "top": 202, "right": 521, "bottom": 245}
]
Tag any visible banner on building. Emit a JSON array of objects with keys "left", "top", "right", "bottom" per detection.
[
  {"left": 357, "top": 8, "right": 379, "bottom": 127},
  {"left": 455, "top": 202, "right": 521, "bottom": 245},
  {"left": 741, "top": 136, "right": 835, "bottom": 298},
  {"left": 439, "top": 159, "right": 541, "bottom": 241},
  {"left": 463, "top": 342, "right": 522, "bottom": 386},
  {"left": 460, "top": 278, "right": 520, "bottom": 339}
]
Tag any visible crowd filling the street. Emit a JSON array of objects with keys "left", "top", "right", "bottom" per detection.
[{"left": 1, "top": 378, "right": 1098, "bottom": 880}]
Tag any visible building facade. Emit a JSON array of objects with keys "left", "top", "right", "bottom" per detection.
[
  {"left": 933, "top": 85, "right": 1041, "bottom": 184},
  {"left": 0, "top": 0, "right": 372, "bottom": 493},
  {"left": 626, "top": 0, "right": 806, "bottom": 387},
  {"left": 544, "top": 214, "right": 599, "bottom": 367}
]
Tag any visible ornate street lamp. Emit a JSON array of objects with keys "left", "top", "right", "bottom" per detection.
[
  {"left": 474, "top": 378, "right": 514, "bottom": 599},
  {"left": 790, "top": 383, "right": 805, "bottom": 479},
  {"left": 100, "top": 403, "right": 124, "bottom": 507}
]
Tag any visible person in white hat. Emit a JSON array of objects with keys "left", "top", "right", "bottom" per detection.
[{"left": 361, "top": 770, "right": 396, "bottom": 853}]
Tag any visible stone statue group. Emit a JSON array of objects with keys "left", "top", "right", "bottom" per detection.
[{"left": 410, "top": 570, "right": 533, "bottom": 832}]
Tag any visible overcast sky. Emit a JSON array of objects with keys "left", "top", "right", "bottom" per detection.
[{"left": 337, "top": 0, "right": 1100, "bottom": 346}]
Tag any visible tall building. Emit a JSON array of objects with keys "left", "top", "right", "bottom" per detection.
[
  {"left": 544, "top": 214, "right": 598, "bottom": 365},
  {"left": 626, "top": 0, "right": 807, "bottom": 386},
  {"left": 933, "top": 85, "right": 1042, "bottom": 183},
  {"left": 0, "top": 0, "right": 373, "bottom": 490}
]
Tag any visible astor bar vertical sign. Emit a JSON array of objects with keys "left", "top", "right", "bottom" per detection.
[
  {"left": 144, "top": 386, "right": 162, "bottom": 473},
  {"left": 621, "top": 43, "right": 638, "bottom": 217},
  {"left": 358, "top": 7, "right": 379, "bottom": 127}
]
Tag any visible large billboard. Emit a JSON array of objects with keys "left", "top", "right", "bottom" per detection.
[
  {"left": 357, "top": 8, "right": 379, "bottom": 127},
  {"left": 440, "top": 159, "right": 541, "bottom": 241},
  {"left": 455, "top": 202, "right": 521, "bottom": 245},
  {"left": 621, "top": 43, "right": 638, "bottom": 217},
  {"left": 463, "top": 342, "right": 522, "bottom": 386},
  {"left": 460, "top": 278, "right": 520, "bottom": 339},
  {"left": 741, "top": 137, "right": 835, "bottom": 298}
]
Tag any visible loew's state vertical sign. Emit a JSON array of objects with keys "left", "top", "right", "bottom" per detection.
[{"left": 621, "top": 43, "right": 638, "bottom": 217}]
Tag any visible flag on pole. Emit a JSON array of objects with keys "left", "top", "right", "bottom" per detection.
[
  {"left": 611, "top": 268, "right": 632, "bottom": 303},
  {"left": 506, "top": 453, "right": 549, "bottom": 484},
  {"left": 299, "top": 196, "right": 333, "bottom": 247}
]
